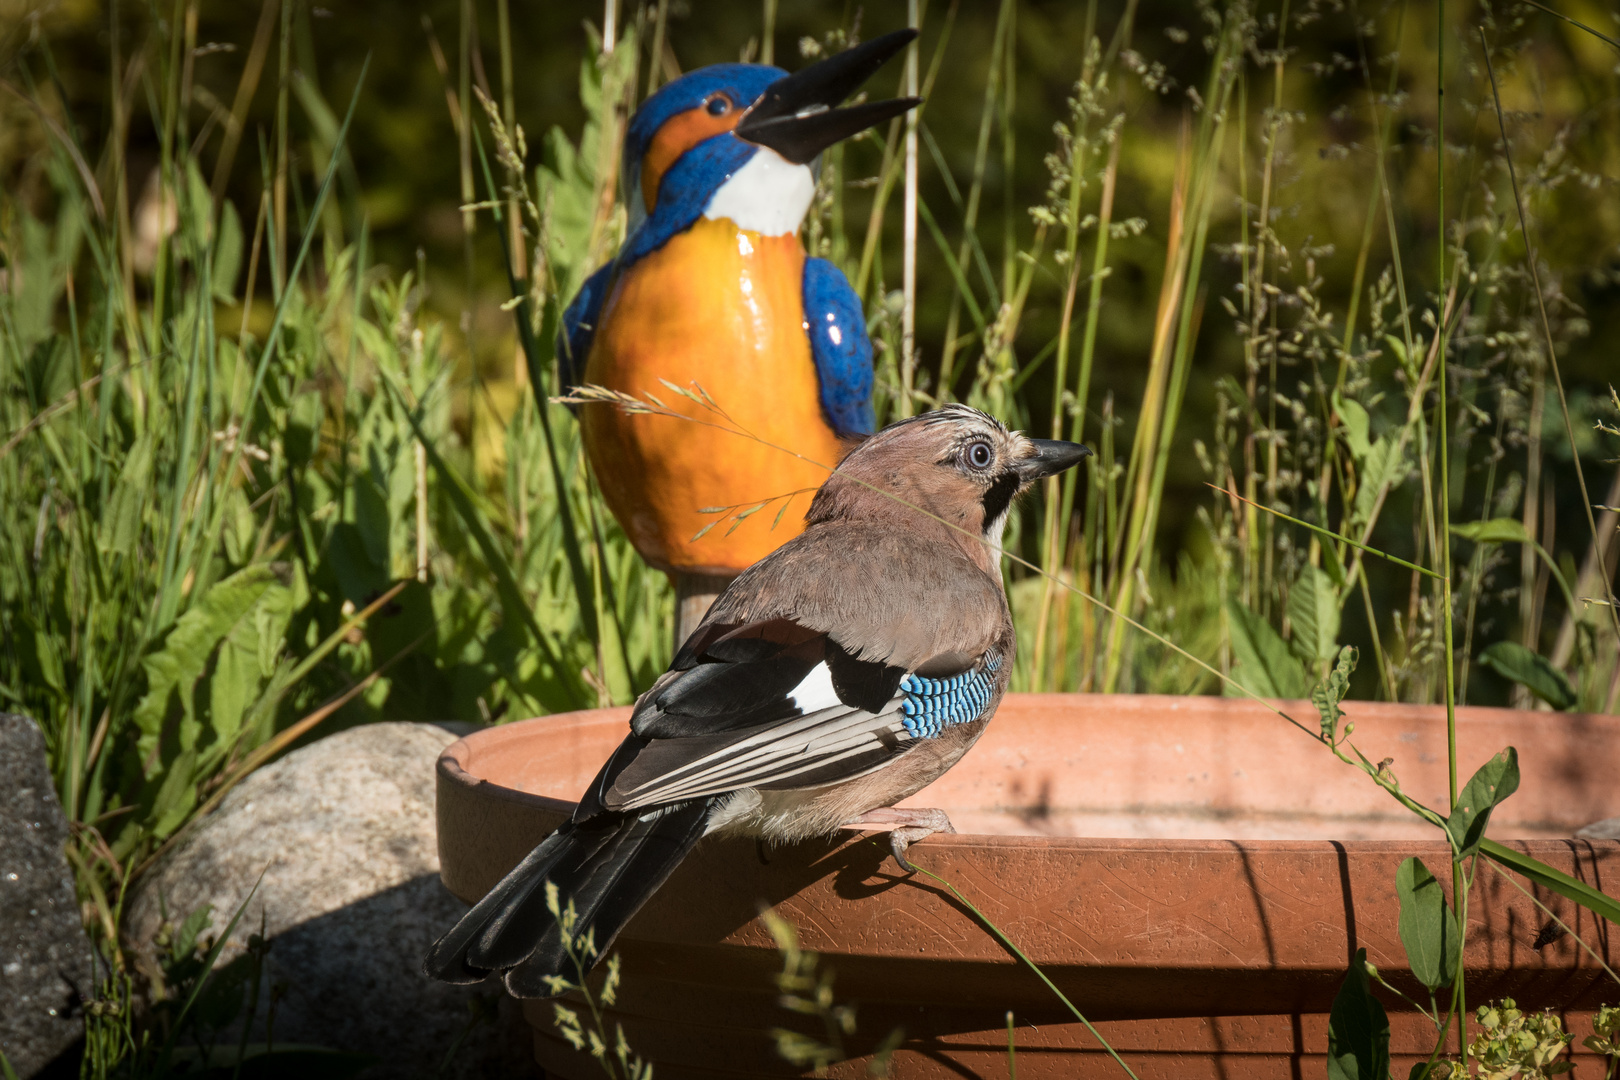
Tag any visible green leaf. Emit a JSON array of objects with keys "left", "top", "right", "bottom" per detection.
[
  {"left": 1395, "top": 856, "right": 1461, "bottom": 991},
  {"left": 1446, "top": 748, "right": 1521, "bottom": 859},
  {"left": 1225, "top": 599, "right": 1311, "bottom": 699},
  {"left": 1481, "top": 839, "right": 1620, "bottom": 928},
  {"left": 1321, "top": 538, "right": 1347, "bottom": 588},
  {"left": 147, "top": 746, "right": 199, "bottom": 839},
  {"left": 1450, "top": 518, "right": 1530, "bottom": 544},
  {"left": 1286, "top": 564, "right": 1341, "bottom": 666},
  {"left": 133, "top": 564, "right": 290, "bottom": 776},
  {"left": 98, "top": 434, "right": 153, "bottom": 555},
  {"left": 212, "top": 196, "right": 243, "bottom": 301},
  {"left": 1327, "top": 948, "right": 1390, "bottom": 1080},
  {"left": 1333, "top": 392, "right": 1372, "bottom": 459},
  {"left": 1352, "top": 436, "right": 1408, "bottom": 530},
  {"left": 1450, "top": 523, "right": 1577, "bottom": 619},
  {"left": 1311, "top": 646, "right": 1358, "bottom": 742},
  {"left": 1477, "top": 641, "right": 1577, "bottom": 711}
]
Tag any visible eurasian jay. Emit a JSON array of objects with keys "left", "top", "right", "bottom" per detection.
[{"left": 425, "top": 405, "right": 1091, "bottom": 997}]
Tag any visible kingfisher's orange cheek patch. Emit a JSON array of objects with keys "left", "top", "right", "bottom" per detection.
[{"left": 641, "top": 106, "right": 744, "bottom": 210}]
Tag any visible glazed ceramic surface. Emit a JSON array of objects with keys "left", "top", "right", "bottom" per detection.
[
  {"left": 436, "top": 694, "right": 1620, "bottom": 1078},
  {"left": 582, "top": 217, "right": 845, "bottom": 575}
]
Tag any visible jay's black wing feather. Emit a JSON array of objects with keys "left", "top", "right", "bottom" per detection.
[
  {"left": 631, "top": 617, "right": 906, "bottom": 739},
  {"left": 601, "top": 615, "right": 995, "bottom": 812}
]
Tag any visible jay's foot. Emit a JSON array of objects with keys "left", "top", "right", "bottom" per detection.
[{"left": 841, "top": 807, "right": 956, "bottom": 873}]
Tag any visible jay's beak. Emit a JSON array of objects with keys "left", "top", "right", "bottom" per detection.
[
  {"left": 1017, "top": 439, "right": 1093, "bottom": 481},
  {"left": 736, "top": 29, "right": 922, "bottom": 165}
]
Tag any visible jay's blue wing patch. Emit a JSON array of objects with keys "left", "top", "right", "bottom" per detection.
[
  {"left": 557, "top": 263, "right": 613, "bottom": 391},
  {"left": 601, "top": 617, "right": 998, "bottom": 811},
  {"left": 801, "top": 258, "right": 875, "bottom": 436}
]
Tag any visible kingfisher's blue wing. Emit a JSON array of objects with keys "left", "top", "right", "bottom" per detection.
[
  {"left": 801, "top": 257, "right": 875, "bottom": 437},
  {"left": 557, "top": 263, "right": 614, "bottom": 391}
]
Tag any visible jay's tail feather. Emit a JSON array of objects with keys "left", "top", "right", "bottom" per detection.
[{"left": 422, "top": 798, "right": 716, "bottom": 997}]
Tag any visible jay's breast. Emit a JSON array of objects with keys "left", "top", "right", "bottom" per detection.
[{"left": 582, "top": 217, "right": 847, "bottom": 575}]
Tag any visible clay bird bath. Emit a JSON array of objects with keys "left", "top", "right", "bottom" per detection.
[{"left": 435, "top": 694, "right": 1620, "bottom": 1078}]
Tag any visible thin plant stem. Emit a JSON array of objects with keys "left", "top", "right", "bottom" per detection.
[
  {"left": 937, "top": 0, "right": 1011, "bottom": 396},
  {"left": 910, "top": 864, "right": 1141, "bottom": 1080},
  {"left": 899, "top": 0, "right": 920, "bottom": 417},
  {"left": 1438, "top": 1, "right": 1469, "bottom": 1052}
]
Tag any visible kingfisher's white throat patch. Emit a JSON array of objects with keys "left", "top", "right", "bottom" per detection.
[{"left": 704, "top": 147, "right": 815, "bottom": 236}]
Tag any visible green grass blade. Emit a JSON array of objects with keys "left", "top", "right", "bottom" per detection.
[
  {"left": 472, "top": 124, "right": 604, "bottom": 656},
  {"left": 911, "top": 863, "right": 1141, "bottom": 1080},
  {"left": 378, "top": 367, "right": 580, "bottom": 704},
  {"left": 1480, "top": 839, "right": 1620, "bottom": 927},
  {"left": 1210, "top": 483, "right": 1443, "bottom": 581}
]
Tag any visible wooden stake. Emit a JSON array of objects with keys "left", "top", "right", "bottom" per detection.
[{"left": 672, "top": 571, "right": 733, "bottom": 648}]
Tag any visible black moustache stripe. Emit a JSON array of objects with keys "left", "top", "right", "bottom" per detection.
[{"left": 980, "top": 471, "right": 1021, "bottom": 527}]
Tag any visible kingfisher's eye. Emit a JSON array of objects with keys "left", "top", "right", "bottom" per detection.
[
  {"left": 966, "top": 441, "right": 993, "bottom": 469},
  {"left": 705, "top": 95, "right": 731, "bottom": 116}
]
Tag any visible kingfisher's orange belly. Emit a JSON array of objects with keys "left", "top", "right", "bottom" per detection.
[{"left": 582, "top": 217, "right": 847, "bottom": 575}]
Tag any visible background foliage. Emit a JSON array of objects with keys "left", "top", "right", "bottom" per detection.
[{"left": 2, "top": 0, "right": 1619, "bottom": 1074}]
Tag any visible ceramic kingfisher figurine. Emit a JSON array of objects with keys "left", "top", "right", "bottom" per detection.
[{"left": 558, "top": 31, "right": 920, "bottom": 603}]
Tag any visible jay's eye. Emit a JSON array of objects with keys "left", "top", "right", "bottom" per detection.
[
  {"left": 705, "top": 95, "right": 731, "bottom": 116},
  {"left": 966, "top": 441, "right": 993, "bottom": 469}
]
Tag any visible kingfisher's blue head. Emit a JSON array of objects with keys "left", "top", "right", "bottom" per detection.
[{"left": 621, "top": 30, "right": 919, "bottom": 244}]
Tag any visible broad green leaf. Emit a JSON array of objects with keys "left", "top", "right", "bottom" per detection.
[
  {"left": 1395, "top": 856, "right": 1460, "bottom": 991},
  {"left": 148, "top": 746, "right": 199, "bottom": 839},
  {"left": 1450, "top": 518, "right": 1530, "bottom": 544},
  {"left": 28, "top": 623, "right": 66, "bottom": 696},
  {"left": 211, "top": 197, "right": 243, "bottom": 301},
  {"left": 1447, "top": 748, "right": 1521, "bottom": 859},
  {"left": 1321, "top": 538, "right": 1347, "bottom": 588},
  {"left": 1383, "top": 334, "right": 1410, "bottom": 372},
  {"left": 1225, "top": 599, "right": 1311, "bottom": 699},
  {"left": 1311, "top": 646, "right": 1358, "bottom": 742},
  {"left": 1481, "top": 839, "right": 1620, "bottom": 928},
  {"left": 1333, "top": 392, "right": 1372, "bottom": 459},
  {"left": 1477, "top": 642, "right": 1577, "bottom": 711},
  {"left": 1352, "top": 436, "right": 1408, "bottom": 530},
  {"left": 98, "top": 434, "right": 153, "bottom": 555},
  {"left": 133, "top": 565, "right": 290, "bottom": 770},
  {"left": 221, "top": 485, "right": 257, "bottom": 567},
  {"left": 1327, "top": 948, "right": 1390, "bottom": 1080},
  {"left": 1287, "top": 565, "right": 1341, "bottom": 666}
]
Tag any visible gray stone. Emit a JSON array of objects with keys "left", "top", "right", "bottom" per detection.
[
  {"left": 126, "top": 722, "right": 532, "bottom": 1079},
  {"left": 0, "top": 713, "right": 91, "bottom": 1079},
  {"left": 1577, "top": 817, "right": 1620, "bottom": 840}
]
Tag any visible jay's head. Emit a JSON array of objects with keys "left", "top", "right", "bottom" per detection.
[
  {"left": 622, "top": 30, "right": 920, "bottom": 237},
  {"left": 807, "top": 405, "right": 1092, "bottom": 553}
]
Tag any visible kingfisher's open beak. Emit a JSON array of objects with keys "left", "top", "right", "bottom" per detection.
[
  {"left": 1016, "top": 439, "right": 1093, "bottom": 481},
  {"left": 736, "top": 29, "right": 922, "bottom": 165}
]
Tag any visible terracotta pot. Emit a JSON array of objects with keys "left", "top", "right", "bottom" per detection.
[{"left": 436, "top": 694, "right": 1620, "bottom": 1078}]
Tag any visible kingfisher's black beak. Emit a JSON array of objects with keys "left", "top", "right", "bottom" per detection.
[
  {"left": 1016, "top": 439, "right": 1093, "bottom": 481},
  {"left": 736, "top": 29, "right": 922, "bottom": 165}
]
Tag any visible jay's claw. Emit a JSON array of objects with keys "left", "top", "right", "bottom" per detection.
[{"left": 842, "top": 807, "right": 956, "bottom": 874}]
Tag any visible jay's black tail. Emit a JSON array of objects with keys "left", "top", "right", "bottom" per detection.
[{"left": 423, "top": 798, "right": 714, "bottom": 997}]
